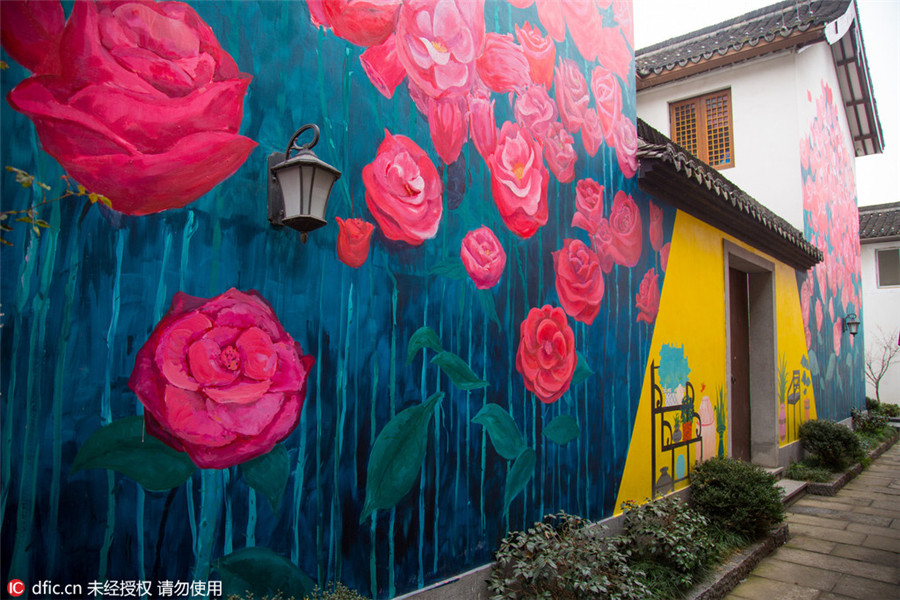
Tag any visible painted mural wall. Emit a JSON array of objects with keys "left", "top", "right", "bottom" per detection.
[
  {"left": 615, "top": 210, "right": 818, "bottom": 506},
  {"left": 1, "top": 2, "right": 666, "bottom": 599},
  {"left": 797, "top": 80, "right": 866, "bottom": 419}
]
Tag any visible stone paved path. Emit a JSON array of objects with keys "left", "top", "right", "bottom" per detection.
[{"left": 724, "top": 442, "right": 900, "bottom": 600}]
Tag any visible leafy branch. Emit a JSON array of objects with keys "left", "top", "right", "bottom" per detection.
[{"left": 2, "top": 166, "right": 111, "bottom": 246}]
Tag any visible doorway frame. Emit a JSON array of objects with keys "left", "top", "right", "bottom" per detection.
[{"left": 723, "top": 241, "right": 779, "bottom": 467}]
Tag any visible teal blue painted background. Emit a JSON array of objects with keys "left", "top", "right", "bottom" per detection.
[{"left": 1, "top": 2, "right": 672, "bottom": 597}]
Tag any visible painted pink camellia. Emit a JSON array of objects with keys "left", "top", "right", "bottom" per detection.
[
  {"left": 514, "top": 22, "right": 556, "bottom": 89},
  {"left": 460, "top": 226, "right": 507, "bottom": 289},
  {"left": 488, "top": 121, "right": 549, "bottom": 239},
  {"left": 394, "top": 0, "right": 485, "bottom": 99},
  {"left": 311, "top": 0, "right": 401, "bottom": 47},
  {"left": 553, "top": 239, "right": 605, "bottom": 325},
  {"left": 360, "top": 35, "right": 408, "bottom": 99},
  {"left": 543, "top": 122, "right": 576, "bottom": 183},
  {"left": 516, "top": 305, "right": 577, "bottom": 404},
  {"left": 591, "top": 65, "right": 622, "bottom": 143},
  {"left": 428, "top": 96, "right": 469, "bottom": 165},
  {"left": 514, "top": 85, "right": 558, "bottom": 142},
  {"left": 571, "top": 178, "right": 604, "bottom": 234},
  {"left": 363, "top": 130, "right": 444, "bottom": 245},
  {"left": 336, "top": 217, "right": 375, "bottom": 268},
  {"left": 608, "top": 190, "right": 643, "bottom": 267},
  {"left": 613, "top": 116, "right": 639, "bottom": 179},
  {"left": 635, "top": 268, "right": 660, "bottom": 324},
  {"left": 468, "top": 94, "right": 498, "bottom": 160},
  {"left": 649, "top": 201, "right": 664, "bottom": 252},
  {"left": 554, "top": 58, "right": 590, "bottom": 134},
  {"left": 2, "top": 0, "right": 257, "bottom": 216},
  {"left": 128, "top": 289, "right": 315, "bottom": 469},
  {"left": 476, "top": 32, "right": 530, "bottom": 94},
  {"left": 581, "top": 108, "right": 603, "bottom": 157}
]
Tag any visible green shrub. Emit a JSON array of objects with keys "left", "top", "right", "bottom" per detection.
[
  {"left": 866, "top": 397, "right": 880, "bottom": 411},
  {"left": 689, "top": 458, "right": 785, "bottom": 540},
  {"left": 620, "top": 496, "right": 718, "bottom": 591},
  {"left": 798, "top": 419, "right": 861, "bottom": 471},
  {"left": 785, "top": 460, "right": 833, "bottom": 482},
  {"left": 851, "top": 408, "right": 888, "bottom": 434},
  {"left": 303, "top": 583, "right": 369, "bottom": 600},
  {"left": 879, "top": 403, "right": 900, "bottom": 418},
  {"left": 489, "top": 512, "right": 650, "bottom": 600}
]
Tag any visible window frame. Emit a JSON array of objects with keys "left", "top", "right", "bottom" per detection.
[
  {"left": 875, "top": 246, "right": 900, "bottom": 288},
  {"left": 669, "top": 89, "right": 736, "bottom": 170}
]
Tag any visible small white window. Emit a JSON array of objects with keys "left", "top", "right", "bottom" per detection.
[{"left": 876, "top": 248, "right": 900, "bottom": 287}]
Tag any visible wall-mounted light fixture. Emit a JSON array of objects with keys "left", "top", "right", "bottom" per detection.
[
  {"left": 842, "top": 312, "right": 860, "bottom": 336},
  {"left": 268, "top": 124, "right": 342, "bottom": 242}
]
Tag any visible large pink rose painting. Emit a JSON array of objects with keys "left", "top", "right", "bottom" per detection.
[
  {"left": 129, "top": 289, "right": 315, "bottom": 469},
  {"left": 1, "top": 0, "right": 256, "bottom": 216}
]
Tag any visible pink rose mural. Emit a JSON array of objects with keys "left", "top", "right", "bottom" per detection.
[
  {"left": 336, "top": 217, "right": 375, "bottom": 268},
  {"left": 428, "top": 96, "right": 469, "bottom": 165},
  {"left": 476, "top": 32, "right": 530, "bottom": 94},
  {"left": 363, "top": 130, "right": 444, "bottom": 245},
  {"left": 360, "top": 35, "right": 407, "bottom": 99},
  {"left": 128, "top": 289, "right": 315, "bottom": 469},
  {"left": 514, "top": 85, "right": 559, "bottom": 142},
  {"left": 543, "top": 122, "right": 577, "bottom": 184},
  {"left": 516, "top": 305, "right": 576, "bottom": 404},
  {"left": 2, "top": 0, "right": 257, "bottom": 216},
  {"left": 608, "top": 190, "right": 642, "bottom": 268},
  {"left": 310, "top": 0, "right": 401, "bottom": 47},
  {"left": 591, "top": 65, "right": 622, "bottom": 144},
  {"left": 515, "top": 22, "right": 556, "bottom": 89},
  {"left": 554, "top": 58, "right": 590, "bottom": 134},
  {"left": 488, "top": 122, "right": 549, "bottom": 239},
  {"left": 553, "top": 239, "right": 605, "bottom": 325},
  {"left": 613, "top": 116, "right": 639, "bottom": 179},
  {"left": 649, "top": 201, "right": 664, "bottom": 252},
  {"left": 395, "top": 0, "right": 485, "bottom": 100},
  {"left": 571, "top": 178, "right": 604, "bottom": 234},
  {"left": 460, "top": 226, "right": 507, "bottom": 289},
  {"left": 635, "top": 268, "right": 660, "bottom": 324},
  {"left": 469, "top": 94, "right": 499, "bottom": 160}
]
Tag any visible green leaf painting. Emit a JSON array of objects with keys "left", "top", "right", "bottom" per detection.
[
  {"left": 543, "top": 415, "right": 580, "bottom": 446},
  {"left": 570, "top": 351, "right": 595, "bottom": 387},
  {"left": 431, "top": 351, "right": 489, "bottom": 390},
  {"left": 472, "top": 403, "right": 525, "bottom": 460},
  {"left": 360, "top": 392, "right": 444, "bottom": 523},
  {"left": 503, "top": 448, "right": 536, "bottom": 516},
  {"left": 406, "top": 326, "right": 444, "bottom": 364},
  {"left": 239, "top": 444, "right": 289, "bottom": 512},
  {"left": 71, "top": 416, "right": 196, "bottom": 491},
  {"left": 213, "top": 547, "right": 316, "bottom": 599},
  {"left": 825, "top": 353, "right": 835, "bottom": 381},
  {"left": 428, "top": 258, "right": 468, "bottom": 280}
]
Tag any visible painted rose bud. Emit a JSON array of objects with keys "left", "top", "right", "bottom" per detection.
[
  {"left": 635, "top": 268, "right": 660, "bottom": 324},
  {"left": 553, "top": 239, "right": 605, "bottom": 325},
  {"left": 516, "top": 305, "right": 576, "bottom": 404},
  {"left": 554, "top": 58, "right": 590, "bottom": 134},
  {"left": 128, "top": 289, "right": 315, "bottom": 469},
  {"left": 572, "top": 178, "right": 604, "bottom": 234},
  {"left": 336, "top": 217, "right": 375, "bottom": 268},
  {"left": 488, "top": 121, "right": 549, "bottom": 239},
  {"left": 543, "top": 122, "right": 577, "bottom": 184},
  {"left": 2, "top": 0, "right": 256, "bottom": 216},
  {"left": 608, "top": 190, "right": 643, "bottom": 267},
  {"left": 514, "top": 21, "right": 556, "bottom": 89},
  {"left": 363, "top": 129, "right": 443, "bottom": 245},
  {"left": 476, "top": 32, "right": 530, "bottom": 94},
  {"left": 460, "top": 226, "right": 507, "bottom": 289}
]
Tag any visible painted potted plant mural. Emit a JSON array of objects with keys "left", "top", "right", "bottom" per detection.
[
  {"left": 714, "top": 386, "right": 727, "bottom": 458},
  {"left": 680, "top": 398, "right": 694, "bottom": 441},
  {"left": 698, "top": 394, "right": 715, "bottom": 460},
  {"left": 658, "top": 344, "right": 691, "bottom": 408}
]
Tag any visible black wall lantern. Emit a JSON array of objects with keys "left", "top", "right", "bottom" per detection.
[
  {"left": 268, "top": 124, "right": 342, "bottom": 242},
  {"left": 842, "top": 312, "right": 860, "bottom": 336}
]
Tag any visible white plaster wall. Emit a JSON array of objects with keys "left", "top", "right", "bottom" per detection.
[
  {"left": 636, "top": 41, "right": 853, "bottom": 232},
  {"left": 860, "top": 240, "right": 900, "bottom": 403}
]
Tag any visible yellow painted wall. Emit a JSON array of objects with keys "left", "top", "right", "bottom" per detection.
[{"left": 615, "top": 210, "right": 817, "bottom": 510}]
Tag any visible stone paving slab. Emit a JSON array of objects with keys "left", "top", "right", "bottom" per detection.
[{"left": 724, "top": 440, "right": 900, "bottom": 600}]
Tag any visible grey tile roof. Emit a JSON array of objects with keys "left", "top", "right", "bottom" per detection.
[
  {"left": 859, "top": 202, "right": 900, "bottom": 240},
  {"left": 637, "top": 119, "right": 823, "bottom": 270},
  {"left": 636, "top": 0, "right": 850, "bottom": 76}
]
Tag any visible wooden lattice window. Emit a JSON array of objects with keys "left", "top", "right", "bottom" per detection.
[{"left": 669, "top": 89, "right": 734, "bottom": 169}]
